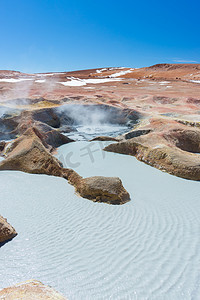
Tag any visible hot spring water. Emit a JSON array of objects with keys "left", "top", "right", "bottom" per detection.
[
  {"left": 67, "top": 124, "right": 129, "bottom": 141},
  {"left": 0, "top": 140, "right": 200, "bottom": 299},
  {"left": 56, "top": 103, "right": 136, "bottom": 141}
]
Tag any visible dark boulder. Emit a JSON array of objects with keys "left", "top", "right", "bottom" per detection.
[
  {"left": 0, "top": 216, "right": 17, "bottom": 244},
  {"left": 76, "top": 176, "right": 130, "bottom": 205}
]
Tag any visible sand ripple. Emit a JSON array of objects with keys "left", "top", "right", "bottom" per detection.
[{"left": 0, "top": 142, "right": 200, "bottom": 299}]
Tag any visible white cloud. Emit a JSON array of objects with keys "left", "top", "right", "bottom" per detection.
[{"left": 173, "top": 59, "right": 198, "bottom": 63}]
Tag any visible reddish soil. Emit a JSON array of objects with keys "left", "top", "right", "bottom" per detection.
[{"left": 0, "top": 64, "right": 199, "bottom": 124}]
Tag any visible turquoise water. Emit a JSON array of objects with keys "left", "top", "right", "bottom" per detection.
[{"left": 0, "top": 141, "right": 200, "bottom": 299}]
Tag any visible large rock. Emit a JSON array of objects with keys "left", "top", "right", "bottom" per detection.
[
  {"left": 15, "top": 119, "right": 74, "bottom": 148},
  {"left": 0, "top": 280, "right": 67, "bottom": 300},
  {"left": 163, "top": 129, "right": 200, "bottom": 153},
  {"left": 20, "top": 108, "right": 61, "bottom": 128},
  {"left": 58, "top": 125, "right": 77, "bottom": 133},
  {"left": 44, "top": 129, "right": 74, "bottom": 148},
  {"left": 0, "top": 127, "right": 63, "bottom": 176},
  {"left": 124, "top": 129, "right": 151, "bottom": 139},
  {"left": 0, "top": 116, "right": 18, "bottom": 141},
  {"left": 76, "top": 176, "right": 130, "bottom": 204},
  {"left": 0, "top": 216, "right": 17, "bottom": 244},
  {"left": 62, "top": 171, "right": 130, "bottom": 205},
  {"left": 0, "top": 115, "right": 19, "bottom": 133},
  {"left": 0, "top": 141, "right": 6, "bottom": 152},
  {"left": 90, "top": 136, "right": 119, "bottom": 142}
]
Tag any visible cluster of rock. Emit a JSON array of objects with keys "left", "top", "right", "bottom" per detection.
[
  {"left": 105, "top": 117, "right": 200, "bottom": 180},
  {"left": 0, "top": 107, "right": 74, "bottom": 148},
  {"left": 0, "top": 104, "right": 131, "bottom": 300},
  {"left": 1, "top": 103, "right": 200, "bottom": 250},
  {"left": 0, "top": 106, "right": 130, "bottom": 205},
  {"left": 0, "top": 127, "right": 130, "bottom": 204}
]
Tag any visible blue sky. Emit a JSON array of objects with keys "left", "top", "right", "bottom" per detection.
[{"left": 0, "top": 0, "right": 199, "bottom": 73}]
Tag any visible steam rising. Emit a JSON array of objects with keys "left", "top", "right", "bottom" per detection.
[
  {"left": 57, "top": 104, "right": 117, "bottom": 125},
  {"left": 56, "top": 103, "right": 135, "bottom": 140}
]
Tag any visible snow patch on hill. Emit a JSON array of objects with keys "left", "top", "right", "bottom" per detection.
[
  {"left": 0, "top": 78, "right": 33, "bottom": 83},
  {"left": 190, "top": 80, "right": 200, "bottom": 84},
  {"left": 59, "top": 77, "right": 122, "bottom": 87},
  {"left": 109, "top": 69, "right": 134, "bottom": 78}
]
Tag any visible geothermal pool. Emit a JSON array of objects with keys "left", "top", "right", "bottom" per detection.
[
  {"left": 56, "top": 103, "right": 134, "bottom": 141},
  {"left": 0, "top": 141, "right": 200, "bottom": 299},
  {"left": 66, "top": 124, "right": 129, "bottom": 141}
]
